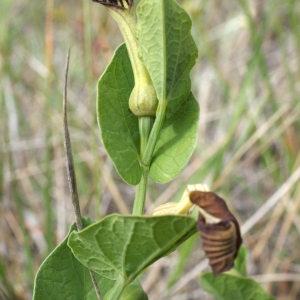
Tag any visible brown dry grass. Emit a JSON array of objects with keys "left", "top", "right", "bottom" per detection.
[{"left": 1, "top": 0, "right": 300, "bottom": 299}]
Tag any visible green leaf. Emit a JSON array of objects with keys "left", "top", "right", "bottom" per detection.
[
  {"left": 234, "top": 246, "right": 248, "bottom": 276},
  {"left": 68, "top": 214, "right": 197, "bottom": 286},
  {"left": 200, "top": 272, "right": 275, "bottom": 300},
  {"left": 149, "top": 92, "right": 199, "bottom": 183},
  {"left": 97, "top": 43, "right": 141, "bottom": 186},
  {"left": 136, "top": 0, "right": 198, "bottom": 116},
  {"left": 103, "top": 274, "right": 126, "bottom": 300},
  {"left": 104, "top": 279, "right": 148, "bottom": 300},
  {"left": 119, "top": 282, "right": 148, "bottom": 300},
  {"left": 33, "top": 218, "right": 114, "bottom": 300}
]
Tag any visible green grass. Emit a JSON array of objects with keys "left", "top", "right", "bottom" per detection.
[{"left": 1, "top": 0, "right": 300, "bottom": 299}]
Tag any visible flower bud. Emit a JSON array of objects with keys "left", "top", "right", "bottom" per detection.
[{"left": 129, "top": 85, "right": 158, "bottom": 116}]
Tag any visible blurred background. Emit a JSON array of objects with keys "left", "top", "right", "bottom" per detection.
[{"left": 1, "top": 0, "right": 300, "bottom": 299}]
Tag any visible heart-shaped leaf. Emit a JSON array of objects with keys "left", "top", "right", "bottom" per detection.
[
  {"left": 104, "top": 279, "right": 148, "bottom": 300},
  {"left": 97, "top": 43, "right": 141, "bottom": 186},
  {"left": 68, "top": 214, "right": 197, "bottom": 286},
  {"left": 200, "top": 272, "right": 275, "bottom": 300},
  {"left": 136, "top": 0, "right": 198, "bottom": 116},
  {"left": 33, "top": 218, "right": 114, "bottom": 300},
  {"left": 149, "top": 92, "right": 199, "bottom": 183}
]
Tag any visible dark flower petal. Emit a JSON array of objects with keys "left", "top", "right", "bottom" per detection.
[
  {"left": 189, "top": 191, "right": 242, "bottom": 276},
  {"left": 92, "top": 0, "right": 133, "bottom": 10}
]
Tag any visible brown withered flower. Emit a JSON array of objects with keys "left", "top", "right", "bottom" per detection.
[
  {"left": 189, "top": 191, "right": 242, "bottom": 276},
  {"left": 92, "top": 0, "right": 133, "bottom": 10}
]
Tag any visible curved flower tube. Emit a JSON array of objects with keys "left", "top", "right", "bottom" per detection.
[
  {"left": 152, "top": 184, "right": 209, "bottom": 216},
  {"left": 92, "top": 0, "right": 158, "bottom": 116}
]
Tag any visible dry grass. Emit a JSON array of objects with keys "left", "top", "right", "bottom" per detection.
[{"left": 1, "top": 0, "right": 300, "bottom": 299}]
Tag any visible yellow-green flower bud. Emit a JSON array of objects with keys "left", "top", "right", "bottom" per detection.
[{"left": 129, "top": 84, "right": 158, "bottom": 116}]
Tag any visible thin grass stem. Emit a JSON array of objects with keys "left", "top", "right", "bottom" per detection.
[{"left": 63, "top": 49, "right": 102, "bottom": 300}]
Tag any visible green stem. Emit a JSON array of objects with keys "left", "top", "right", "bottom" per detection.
[
  {"left": 132, "top": 116, "right": 153, "bottom": 215},
  {"left": 139, "top": 116, "right": 152, "bottom": 154},
  {"left": 132, "top": 165, "right": 149, "bottom": 215},
  {"left": 132, "top": 104, "right": 166, "bottom": 215},
  {"left": 141, "top": 102, "right": 167, "bottom": 166}
]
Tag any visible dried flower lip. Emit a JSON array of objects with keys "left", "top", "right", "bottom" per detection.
[
  {"left": 189, "top": 191, "right": 242, "bottom": 276},
  {"left": 92, "top": 0, "right": 133, "bottom": 10}
]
